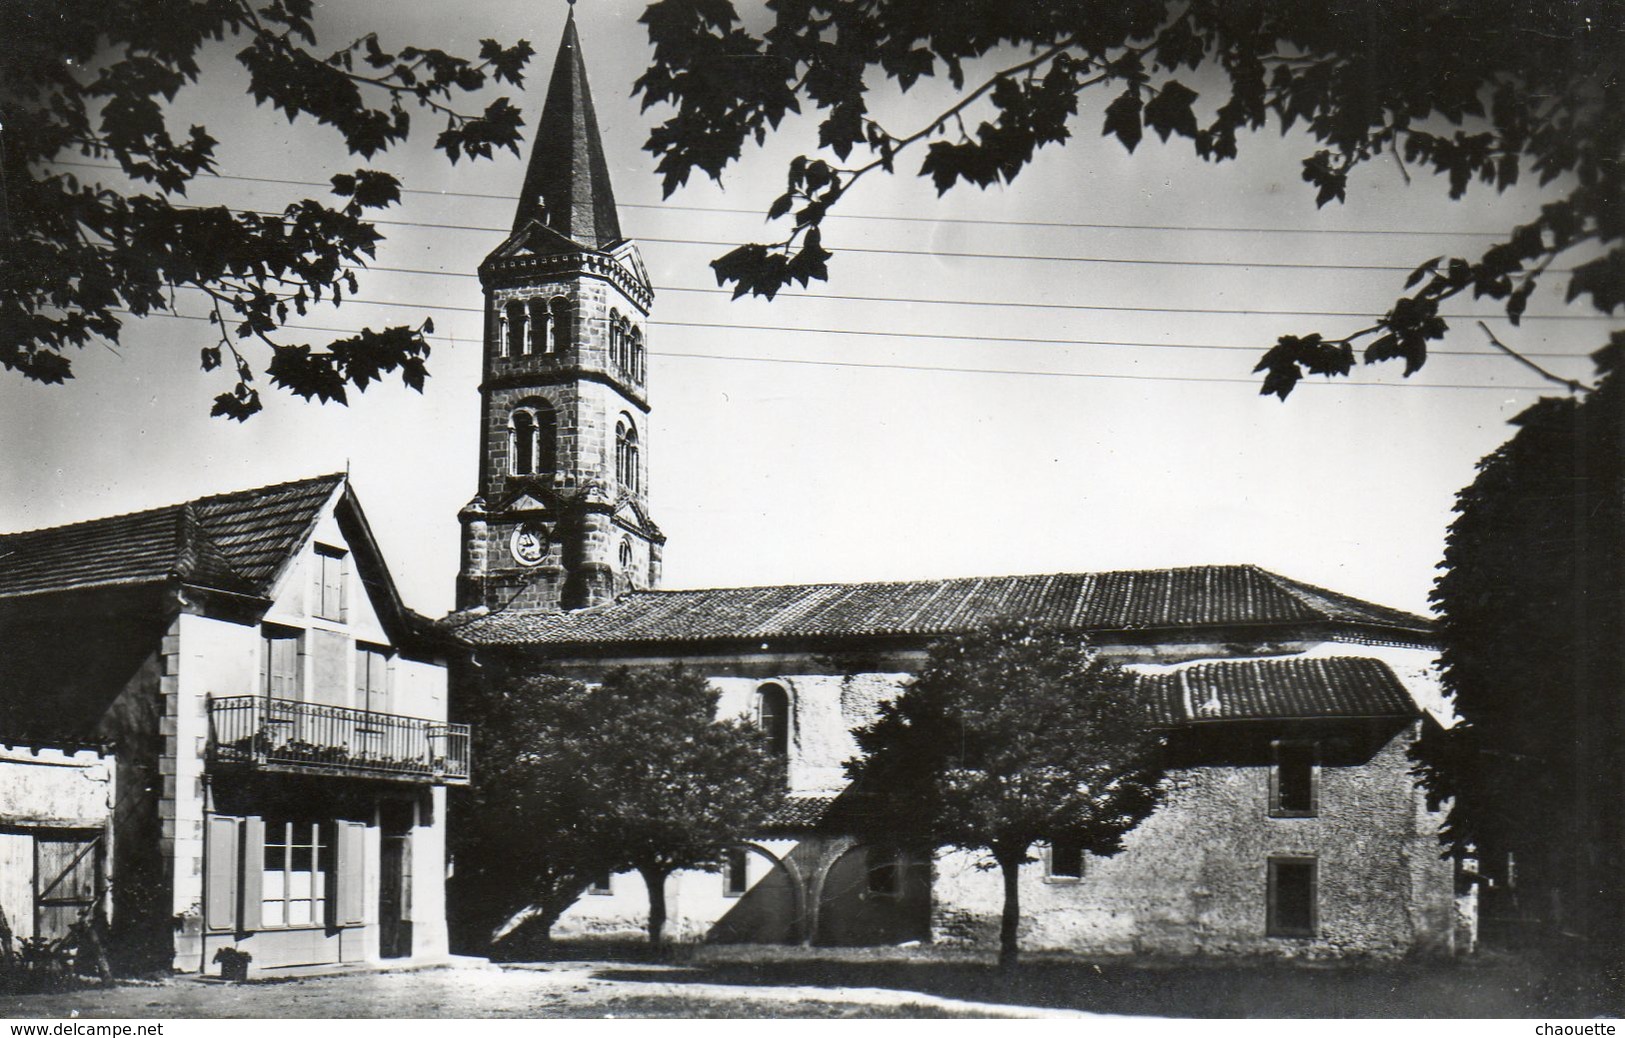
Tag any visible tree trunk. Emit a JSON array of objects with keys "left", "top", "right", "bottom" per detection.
[
  {"left": 998, "top": 854, "right": 1022, "bottom": 971},
  {"left": 640, "top": 866, "right": 669, "bottom": 946}
]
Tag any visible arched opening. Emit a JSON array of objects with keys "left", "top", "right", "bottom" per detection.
[
  {"left": 511, "top": 410, "right": 534, "bottom": 474},
  {"left": 631, "top": 327, "right": 645, "bottom": 383},
  {"left": 528, "top": 298, "right": 549, "bottom": 355},
  {"left": 504, "top": 301, "right": 527, "bottom": 356},
  {"left": 509, "top": 402, "right": 556, "bottom": 477},
  {"left": 756, "top": 682, "right": 789, "bottom": 758},
  {"left": 550, "top": 297, "right": 571, "bottom": 352},
  {"left": 615, "top": 415, "right": 640, "bottom": 493}
]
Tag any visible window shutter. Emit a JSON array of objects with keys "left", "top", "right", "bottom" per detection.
[
  {"left": 400, "top": 836, "right": 414, "bottom": 922},
  {"left": 239, "top": 817, "right": 265, "bottom": 932},
  {"left": 337, "top": 553, "right": 349, "bottom": 621},
  {"left": 332, "top": 821, "right": 367, "bottom": 927},
  {"left": 205, "top": 816, "right": 241, "bottom": 932}
]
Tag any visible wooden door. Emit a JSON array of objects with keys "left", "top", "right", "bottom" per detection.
[
  {"left": 378, "top": 834, "right": 412, "bottom": 959},
  {"left": 34, "top": 831, "right": 100, "bottom": 941}
]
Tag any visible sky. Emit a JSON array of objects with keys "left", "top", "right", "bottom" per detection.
[{"left": 4, "top": 0, "right": 1620, "bottom": 619}]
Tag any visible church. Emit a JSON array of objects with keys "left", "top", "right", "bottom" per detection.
[{"left": 444, "top": 12, "right": 1472, "bottom": 958}]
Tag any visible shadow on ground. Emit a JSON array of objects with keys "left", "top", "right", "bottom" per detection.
[{"left": 509, "top": 942, "right": 1622, "bottom": 1018}]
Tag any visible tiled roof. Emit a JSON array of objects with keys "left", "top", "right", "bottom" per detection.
[
  {"left": 446, "top": 565, "right": 1431, "bottom": 649},
  {"left": 1140, "top": 656, "right": 1418, "bottom": 725},
  {"left": 763, "top": 794, "right": 839, "bottom": 832},
  {"left": 0, "top": 474, "right": 344, "bottom": 601}
]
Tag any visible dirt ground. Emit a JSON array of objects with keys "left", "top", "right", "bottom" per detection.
[{"left": 3, "top": 946, "right": 1620, "bottom": 1019}]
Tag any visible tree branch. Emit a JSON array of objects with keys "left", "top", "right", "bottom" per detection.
[{"left": 1476, "top": 321, "right": 1593, "bottom": 394}]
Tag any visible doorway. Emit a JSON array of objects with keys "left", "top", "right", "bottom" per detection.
[{"left": 378, "top": 803, "right": 413, "bottom": 959}]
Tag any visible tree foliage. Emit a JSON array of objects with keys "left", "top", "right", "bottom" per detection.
[
  {"left": 635, "top": 0, "right": 1625, "bottom": 395},
  {"left": 1414, "top": 335, "right": 1625, "bottom": 951},
  {"left": 455, "top": 661, "right": 785, "bottom": 948},
  {"left": 3, "top": 0, "right": 533, "bottom": 418},
  {"left": 845, "top": 619, "right": 1165, "bottom": 968},
  {"left": 574, "top": 664, "right": 787, "bottom": 944},
  {"left": 448, "top": 667, "right": 614, "bottom": 950}
]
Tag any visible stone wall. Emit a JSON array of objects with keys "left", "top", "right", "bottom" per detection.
[{"left": 930, "top": 722, "right": 1456, "bottom": 958}]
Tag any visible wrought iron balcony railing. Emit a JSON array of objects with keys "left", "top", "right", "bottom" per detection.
[{"left": 209, "top": 695, "right": 470, "bottom": 784}]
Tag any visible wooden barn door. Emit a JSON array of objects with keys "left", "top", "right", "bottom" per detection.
[{"left": 34, "top": 831, "right": 101, "bottom": 940}]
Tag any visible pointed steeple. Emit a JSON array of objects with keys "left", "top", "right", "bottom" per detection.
[{"left": 512, "top": 9, "right": 623, "bottom": 249}]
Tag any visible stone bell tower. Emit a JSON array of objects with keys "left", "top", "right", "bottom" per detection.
[{"left": 457, "top": 9, "right": 663, "bottom": 613}]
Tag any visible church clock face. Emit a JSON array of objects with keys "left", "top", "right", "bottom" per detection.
[{"left": 510, "top": 523, "right": 550, "bottom": 566}]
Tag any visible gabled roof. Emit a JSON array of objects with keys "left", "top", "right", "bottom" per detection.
[
  {"left": 0, "top": 474, "right": 344, "bottom": 601},
  {"left": 510, "top": 10, "right": 622, "bottom": 249},
  {"left": 445, "top": 564, "right": 1432, "bottom": 649}
]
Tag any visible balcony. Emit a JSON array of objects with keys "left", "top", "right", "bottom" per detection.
[{"left": 208, "top": 695, "right": 470, "bottom": 784}]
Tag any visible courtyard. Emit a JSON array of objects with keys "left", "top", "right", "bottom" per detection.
[{"left": 3, "top": 946, "right": 1618, "bottom": 1019}]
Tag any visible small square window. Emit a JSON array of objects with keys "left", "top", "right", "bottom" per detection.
[
  {"left": 1047, "top": 837, "right": 1084, "bottom": 880},
  {"left": 723, "top": 848, "right": 749, "bottom": 897},
  {"left": 588, "top": 870, "right": 612, "bottom": 896},
  {"left": 1271, "top": 741, "right": 1318, "bottom": 817},
  {"left": 866, "top": 847, "right": 901, "bottom": 896},
  {"left": 1267, "top": 857, "right": 1318, "bottom": 937}
]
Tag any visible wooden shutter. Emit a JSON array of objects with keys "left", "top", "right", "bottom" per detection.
[
  {"left": 264, "top": 631, "right": 300, "bottom": 699},
  {"left": 337, "top": 552, "right": 348, "bottom": 621},
  {"left": 331, "top": 821, "right": 367, "bottom": 928},
  {"left": 239, "top": 817, "right": 265, "bottom": 932},
  {"left": 205, "top": 816, "right": 241, "bottom": 932}
]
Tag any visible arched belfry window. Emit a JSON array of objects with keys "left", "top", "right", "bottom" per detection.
[
  {"left": 618, "top": 537, "right": 634, "bottom": 573},
  {"left": 609, "top": 309, "right": 624, "bottom": 372},
  {"left": 550, "top": 297, "right": 571, "bottom": 353},
  {"left": 528, "top": 299, "right": 549, "bottom": 355},
  {"left": 509, "top": 402, "right": 556, "bottom": 477},
  {"left": 615, "top": 414, "right": 640, "bottom": 493},
  {"left": 631, "top": 326, "right": 645, "bottom": 383},
  {"left": 756, "top": 683, "right": 789, "bottom": 758},
  {"left": 504, "top": 301, "right": 527, "bottom": 357}
]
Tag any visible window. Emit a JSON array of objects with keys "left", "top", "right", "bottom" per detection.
[
  {"left": 528, "top": 298, "right": 549, "bottom": 354},
  {"left": 550, "top": 297, "right": 571, "bottom": 352},
  {"left": 504, "top": 300, "right": 527, "bottom": 356},
  {"left": 588, "top": 869, "right": 613, "bottom": 896},
  {"left": 509, "top": 403, "right": 556, "bottom": 477},
  {"left": 261, "top": 626, "right": 301, "bottom": 699},
  {"left": 356, "top": 644, "right": 390, "bottom": 713},
  {"left": 866, "top": 847, "right": 901, "bottom": 895},
  {"left": 618, "top": 537, "right": 634, "bottom": 573},
  {"left": 1267, "top": 857, "right": 1317, "bottom": 937},
  {"left": 314, "top": 545, "right": 347, "bottom": 621},
  {"left": 756, "top": 683, "right": 789, "bottom": 757},
  {"left": 1271, "top": 741, "right": 1318, "bottom": 817},
  {"left": 615, "top": 415, "right": 640, "bottom": 493},
  {"left": 1047, "top": 836, "right": 1084, "bottom": 880},
  {"left": 631, "top": 327, "right": 645, "bottom": 382},
  {"left": 723, "top": 848, "right": 749, "bottom": 897},
  {"left": 262, "top": 820, "right": 329, "bottom": 928}
]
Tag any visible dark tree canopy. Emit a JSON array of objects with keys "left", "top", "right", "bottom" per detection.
[
  {"left": 3, "top": 0, "right": 532, "bottom": 418},
  {"left": 635, "top": 0, "right": 1625, "bottom": 396},
  {"left": 453, "top": 661, "right": 785, "bottom": 948},
  {"left": 448, "top": 667, "right": 615, "bottom": 950},
  {"left": 1414, "top": 334, "right": 1625, "bottom": 953},
  {"left": 574, "top": 664, "right": 787, "bottom": 944},
  {"left": 846, "top": 618, "right": 1165, "bottom": 967}
]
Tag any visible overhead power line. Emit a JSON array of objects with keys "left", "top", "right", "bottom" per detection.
[
  {"left": 50, "top": 158, "right": 1507, "bottom": 238},
  {"left": 109, "top": 307, "right": 1562, "bottom": 393},
  {"left": 351, "top": 261, "right": 1618, "bottom": 325}
]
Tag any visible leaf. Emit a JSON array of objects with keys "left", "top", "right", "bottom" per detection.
[
  {"left": 1102, "top": 91, "right": 1143, "bottom": 153},
  {"left": 1565, "top": 250, "right": 1625, "bottom": 314},
  {"left": 1142, "top": 80, "right": 1199, "bottom": 142}
]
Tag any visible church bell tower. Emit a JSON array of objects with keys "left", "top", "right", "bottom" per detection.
[{"left": 457, "top": 10, "right": 663, "bottom": 613}]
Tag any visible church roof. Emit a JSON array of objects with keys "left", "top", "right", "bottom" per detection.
[
  {"left": 0, "top": 473, "right": 344, "bottom": 601},
  {"left": 445, "top": 564, "right": 1433, "bottom": 650},
  {"left": 511, "top": 10, "right": 623, "bottom": 249}
]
